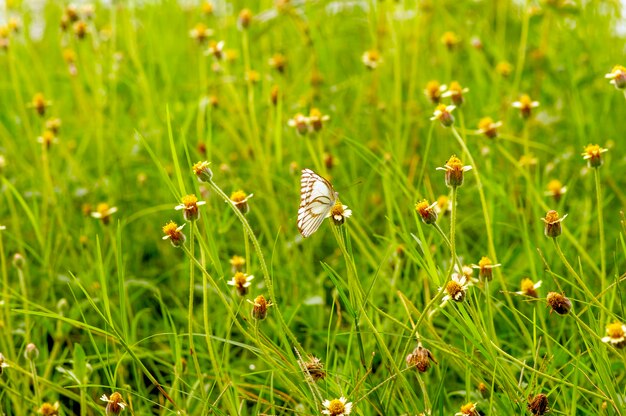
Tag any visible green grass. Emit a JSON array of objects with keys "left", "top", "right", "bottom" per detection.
[{"left": 1, "top": 0, "right": 625, "bottom": 415}]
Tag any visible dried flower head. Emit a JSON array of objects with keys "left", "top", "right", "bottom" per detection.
[
  {"left": 322, "top": 397, "right": 353, "bottom": 416},
  {"left": 175, "top": 194, "right": 206, "bottom": 222},
  {"left": 441, "top": 31, "right": 460, "bottom": 50},
  {"left": 406, "top": 345, "right": 437, "bottom": 373},
  {"left": 37, "top": 402, "right": 60, "bottom": 416},
  {"left": 91, "top": 203, "right": 118, "bottom": 225},
  {"left": 229, "top": 255, "right": 246, "bottom": 273},
  {"left": 516, "top": 278, "right": 542, "bottom": 297},
  {"left": 442, "top": 81, "right": 469, "bottom": 106},
  {"left": 605, "top": 65, "right": 626, "bottom": 89},
  {"left": 477, "top": 117, "right": 502, "bottom": 139},
  {"left": 455, "top": 402, "right": 479, "bottom": 416},
  {"left": 303, "top": 355, "right": 326, "bottom": 381},
  {"left": 437, "top": 155, "right": 472, "bottom": 188},
  {"left": 227, "top": 272, "right": 254, "bottom": 296},
  {"left": 309, "top": 108, "right": 330, "bottom": 132},
  {"left": 415, "top": 200, "right": 438, "bottom": 225},
  {"left": 527, "top": 393, "right": 549, "bottom": 415},
  {"left": 162, "top": 221, "right": 186, "bottom": 248},
  {"left": 472, "top": 256, "right": 501, "bottom": 281},
  {"left": 430, "top": 104, "right": 456, "bottom": 127},
  {"left": 192, "top": 161, "right": 213, "bottom": 182},
  {"left": 101, "top": 392, "right": 127, "bottom": 415},
  {"left": 248, "top": 295, "right": 273, "bottom": 320},
  {"left": 424, "top": 80, "right": 445, "bottom": 104},
  {"left": 512, "top": 94, "right": 540, "bottom": 119},
  {"left": 601, "top": 322, "right": 626, "bottom": 348},
  {"left": 582, "top": 144, "right": 608, "bottom": 168},
  {"left": 362, "top": 49, "right": 382, "bottom": 69},
  {"left": 541, "top": 210, "right": 567, "bottom": 238},
  {"left": 189, "top": 23, "right": 213, "bottom": 43},
  {"left": 547, "top": 292, "right": 572, "bottom": 315},
  {"left": 330, "top": 201, "right": 352, "bottom": 226},
  {"left": 545, "top": 179, "right": 567, "bottom": 202},
  {"left": 230, "top": 190, "right": 253, "bottom": 215}
]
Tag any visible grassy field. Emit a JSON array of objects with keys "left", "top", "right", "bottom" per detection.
[{"left": 1, "top": 0, "right": 626, "bottom": 415}]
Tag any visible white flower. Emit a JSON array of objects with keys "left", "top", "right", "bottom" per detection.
[
  {"left": 329, "top": 203, "right": 352, "bottom": 226},
  {"left": 227, "top": 273, "right": 255, "bottom": 288},
  {"left": 429, "top": 104, "right": 456, "bottom": 121},
  {"left": 601, "top": 322, "right": 626, "bottom": 346},
  {"left": 322, "top": 396, "right": 352, "bottom": 416},
  {"left": 440, "top": 271, "right": 473, "bottom": 307},
  {"left": 361, "top": 50, "right": 382, "bottom": 69}
]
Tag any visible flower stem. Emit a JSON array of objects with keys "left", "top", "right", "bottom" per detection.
[
  {"left": 449, "top": 186, "right": 458, "bottom": 278},
  {"left": 594, "top": 168, "right": 606, "bottom": 288},
  {"left": 187, "top": 222, "right": 205, "bottom": 400}
]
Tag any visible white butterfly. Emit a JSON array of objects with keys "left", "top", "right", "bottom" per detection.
[{"left": 297, "top": 169, "right": 338, "bottom": 238}]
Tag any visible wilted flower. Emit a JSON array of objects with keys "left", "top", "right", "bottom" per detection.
[
  {"left": 37, "top": 402, "right": 60, "bottom": 416},
  {"left": 192, "top": 161, "right": 213, "bottom": 182},
  {"left": 330, "top": 201, "right": 352, "bottom": 226},
  {"left": 91, "top": 203, "right": 118, "bottom": 225},
  {"left": 189, "top": 23, "right": 213, "bottom": 43},
  {"left": 455, "top": 402, "right": 479, "bottom": 416},
  {"left": 101, "top": 392, "right": 127, "bottom": 415},
  {"left": 605, "top": 65, "right": 626, "bottom": 89},
  {"left": 430, "top": 104, "right": 456, "bottom": 127},
  {"left": 406, "top": 344, "right": 437, "bottom": 373},
  {"left": 424, "top": 80, "right": 446, "bottom": 104},
  {"left": 527, "top": 394, "right": 549, "bottom": 416},
  {"left": 288, "top": 113, "right": 310, "bottom": 135},
  {"left": 362, "top": 49, "right": 382, "bottom": 69},
  {"left": 512, "top": 94, "right": 539, "bottom": 118},
  {"left": 227, "top": 272, "right": 254, "bottom": 296},
  {"left": 322, "top": 397, "right": 352, "bottom": 416},
  {"left": 547, "top": 292, "right": 572, "bottom": 315},
  {"left": 230, "top": 190, "right": 253, "bottom": 215},
  {"left": 545, "top": 179, "right": 567, "bottom": 202},
  {"left": 437, "top": 155, "right": 472, "bottom": 188},
  {"left": 516, "top": 278, "right": 542, "bottom": 297},
  {"left": 248, "top": 295, "right": 273, "bottom": 320},
  {"left": 581, "top": 144, "right": 608, "bottom": 168},
  {"left": 477, "top": 117, "right": 502, "bottom": 139},
  {"left": 229, "top": 255, "right": 246, "bottom": 273},
  {"left": 442, "top": 81, "right": 469, "bottom": 106},
  {"left": 175, "top": 194, "right": 206, "bottom": 222},
  {"left": 541, "top": 210, "right": 567, "bottom": 238},
  {"left": 472, "top": 256, "right": 501, "bottom": 281},
  {"left": 162, "top": 221, "right": 186, "bottom": 247},
  {"left": 601, "top": 322, "right": 626, "bottom": 348},
  {"left": 302, "top": 355, "right": 326, "bottom": 381},
  {"left": 309, "top": 108, "right": 330, "bottom": 132},
  {"left": 415, "top": 200, "right": 438, "bottom": 225}
]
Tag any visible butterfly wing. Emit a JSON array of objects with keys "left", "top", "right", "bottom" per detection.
[{"left": 297, "top": 169, "right": 337, "bottom": 238}]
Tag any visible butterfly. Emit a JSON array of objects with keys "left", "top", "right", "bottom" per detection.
[{"left": 297, "top": 169, "right": 339, "bottom": 238}]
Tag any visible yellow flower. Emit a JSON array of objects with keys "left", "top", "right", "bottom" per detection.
[
  {"left": 28, "top": 93, "right": 51, "bottom": 117},
  {"left": 430, "top": 103, "right": 456, "bottom": 127},
  {"left": 288, "top": 113, "right": 310, "bottom": 135},
  {"left": 442, "top": 81, "right": 469, "bottom": 106},
  {"left": 227, "top": 272, "right": 254, "bottom": 296},
  {"left": 189, "top": 23, "right": 213, "bottom": 43},
  {"left": 269, "top": 53, "right": 287, "bottom": 72},
  {"left": 362, "top": 49, "right": 382, "bottom": 69},
  {"left": 424, "top": 80, "right": 446, "bottom": 104},
  {"left": 206, "top": 40, "right": 224, "bottom": 60},
  {"left": 495, "top": 61, "right": 513, "bottom": 77},
  {"left": 175, "top": 194, "right": 206, "bottom": 222},
  {"left": 415, "top": 200, "right": 438, "bottom": 225},
  {"left": 605, "top": 65, "right": 626, "bottom": 89},
  {"left": 601, "top": 322, "right": 626, "bottom": 348},
  {"left": 230, "top": 190, "right": 253, "bottom": 214},
  {"left": 512, "top": 94, "right": 540, "bottom": 118},
  {"left": 455, "top": 402, "right": 479, "bottom": 416},
  {"left": 37, "top": 402, "right": 60, "bottom": 416},
  {"left": 322, "top": 397, "right": 352, "bottom": 416},
  {"left": 516, "top": 278, "right": 542, "bottom": 298},
  {"left": 471, "top": 256, "right": 501, "bottom": 281},
  {"left": 330, "top": 201, "right": 352, "bottom": 226},
  {"left": 162, "top": 221, "right": 186, "bottom": 248},
  {"left": 541, "top": 210, "right": 567, "bottom": 238},
  {"left": 545, "top": 179, "right": 567, "bottom": 201},
  {"left": 37, "top": 130, "right": 58, "bottom": 149},
  {"left": 477, "top": 117, "right": 502, "bottom": 139},
  {"left": 229, "top": 255, "right": 246, "bottom": 273},
  {"left": 441, "top": 31, "right": 460, "bottom": 50},
  {"left": 308, "top": 108, "right": 330, "bottom": 132},
  {"left": 100, "top": 392, "right": 127, "bottom": 415},
  {"left": 238, "top": 9, "right": 253, "bottom": 29},
  {"left": 436, "top": 155, "right": 471, "bottom": 188},
  {"left": 192, "top": 161, "right": 213, "bottom": 182},
  {"left": 91, "top": 203, "right": 118, "bottom": 225},
  {"left": 581, "top": 144, "right": 608, "bottom": 168},
  {"left": 440, "top": 272, "right": 473, "bottom": 306}
]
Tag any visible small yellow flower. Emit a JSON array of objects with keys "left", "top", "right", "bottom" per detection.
[
  {"left": 512, "top": 94, "right": 540, "bottom": 118},
  {"left": 436, "top": 155, "right": 472, "bottom": 188},
  {"left": 605, "top": 65, "right": 626, "bottom": 89},
  {"left": 201, "top": 2, "right": 214, "bottom": 15},
  {"left": 162, "top": 221, "right": 186, "bottom": 248},
  {"left": 37, "top": 130, "right": 58, "bottom": 149},
  {"left": 440, "top": 272, "right": 473, "bottom": 306},
  {"left": 495, "top": 61, "right": 513, "bottom": 77},
  {"left": 455, "top": 402, "right": 479, "bottom": 416},
  {"left": 601, "top": 322, "right": 626, "bottom": 348},
  {"left": 45, "top": 118, "right": 62, "bottom": 135},
  {"left": 430, "top": 103, "right": 456, "bottom": 127},
  {"left": 175, "top": 194, "right": 206, "bottom": 222},
  {"left": 322, "top": 397, "right": 353, "bottom": 416},
  {"left": 73, "top": 20, "right": 88, "bottom": 39},
  {"left": 91, "top": 203, "right": 118, "bottom": 225},
  {"left": 362, "top": 49, "right": 382, "bottom": 69},
  {"left": 192, "top": 161, "right": 213, "bottom": 182},
  {"left": 238, "top": 9, "right": 253, "bottom": 29},
  {"left": 516, "top": 278, "right": 542, "bottom": 298},
  {"left": 415, "top": 200, "right": 438, "bottom": 225},
  {"left": 330, "top": 201, "right": 352, "bottom": 226},
  {"left": 288, "top": 113, "right": 310, "bottom": 135},
  {"left": 582, "top": 144, "right": 608, "bottom": 168},
  {"left": 28, "top": 93, "right": 51, "bottom": 117},
  {"left": 206, "top": 40, "right": 224, "bottom": 60},
  {"left": 189, "top": 23, "right": 213, "bottom": 43},
  {"left": 100, "top": 392, "right": 127, "bottom": 415},
  {"left": 245, "top": 70, "right": 261, "bottom": 84},
  {"left": 37, "top": 402, "right": 60, "bottom": 416},
  {"left": 545, "top": 179, "right": 567, "bottom": 201},
  {"left": 406, "top": 344, "right": 437, "bottom": 373},
  {"left": 541, "top": 210, "right": 567, "bottom": 238},
  {"left": 229, "top": 255, "right": 246, "bottom": 273},
  {"left": 477, "top": 117, "right": 502, "bottom": 139},
  {"left": 435, "top": 194, "right": 451, "bottom": 215},
  {"left": 546, "top": 292, "right": 572, "bottom": 315},
  {"left": 227, "top": 272, "right": 255, "bottom": 296},
  {"left": 230, "top": 190, "right": 253, "bottom": 214},
  {"left": 248, "top": 295, "right": 273, "bottom": 320},
  {"left": 309, "top": 108, "right": 330, "bottom": 132},
  {"left": 424, "top": 80, "right": 446, "bottom": 104},
  {"left": 441, "top": 31, "right": 460, "bottom": 50},
  {"left": 471, "top": 256, "right": 501, "bottom": 281},
  {"left": 519, "top": 153, "right": 538, "bottom": 168},
  {"left": 269, "top": 53, "right": 287, "bottom": 73},
  {"left": 442, "top": 81, "right": 469, "bottom": 106}
]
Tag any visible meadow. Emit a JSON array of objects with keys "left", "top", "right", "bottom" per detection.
[{"left": 0, "top": 0, "right": 625, "bottom": 414}]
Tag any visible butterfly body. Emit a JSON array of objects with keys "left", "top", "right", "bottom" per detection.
[{"left": 297, "top": 169, "right": 338, "bottom": 238}]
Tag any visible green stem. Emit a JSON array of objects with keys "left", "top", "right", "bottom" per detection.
[
  {"left": 17, "top": 267, "right": 30, "bottom": 343},
  {"left": 594, "top": 168, "right": 606, "bottom": 288},
  {"left": 449, "top": 187, "right": 458, "bottom": 279},
  {"left": 552, "top": 239, "right": 600, "bottom": 309},
  {"left": 187, "top": 222, "right": 205, "bottom": 400}
]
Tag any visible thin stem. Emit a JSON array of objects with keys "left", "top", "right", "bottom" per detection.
[
  {"left": 432, "top": 222, "right": 462, "bottom": 271},
  {"left": 594, "top": 168, "right": 606, "bottom": 287},
  {"left": 449, "top": 187, "right": 458, "bottom": 278},
  {"left": 552, "top": 239, "right": 599, "bottom": 308},
  {"left": 187, "top": 222, "right": 205, "bottom": 400}
]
